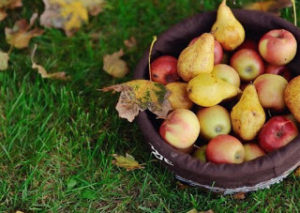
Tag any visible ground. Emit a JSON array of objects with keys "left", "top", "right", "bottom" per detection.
[{"left": 0, "top": 0, "right": 299, "bottom": 212}]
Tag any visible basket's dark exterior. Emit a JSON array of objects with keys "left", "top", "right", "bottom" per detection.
[{"left": 133, "top": 10, "right": 300, "bottom": 190}]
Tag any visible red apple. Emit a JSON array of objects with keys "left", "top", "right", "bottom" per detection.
[
  {"left": 189, "top": 37, "right": 223, "bottom": 65},
  {"left": 265, "top": 64, "right": 291, "bottom": 81},
  {"left": 244, "top": 143, "right": 265, "bottom": 161},
  {"left": 206, "top": 135, "right": 245, "bottom": 164},
  {"left": 160, "top": 109, "right": 200, "bottom": 150},
  {"left": 259, "top": 116, "right": 299, "bottom": 152},
  {"left": 237, "top": 39, "right": 258, "bottom": 51},
  {"left": 230, "top": 49, "right": 264, "bottom": 81},
  {"left": 259, "top": 29, "right": 297, "bottom": 66},
  {"left": 150, "top": 56, "right": 179, "bottom": 85}
]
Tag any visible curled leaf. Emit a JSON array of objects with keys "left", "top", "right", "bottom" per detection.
[
  {"left": 0, "top": 51, "right": 9, "bottom": 71},
  {"left": 243, "top": 0, "right": 292, "bottom": 15},
  {"left": 31, "top": 45, "right": 70, "bottom": 80},
  {"left": 5, "top": 13, "right": 44, "bottom": 49},
  {"left": 112, "top": 153, "right": 144, "bottom": 171},
  {"left": 124, "top": 36, "right": 137, "bottom": 49},
  {"left": 101, "top": 80, "right": 172, "bottom": 122},
  {"left": 103, "top": 49, "right": 129, "bottom": 78},
  {"left": 0, "top": 0, "right": 22, "bottom": 21},
  {"left": 40, "top": 0, "right": 89, "bottom": 37},
  {"left": 79, "top": 0, "right": 106, "bottom": 16}
]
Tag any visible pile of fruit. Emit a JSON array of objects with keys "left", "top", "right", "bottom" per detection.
[{"left": 152, "top": 0, "right": 300, "bottom": 164}]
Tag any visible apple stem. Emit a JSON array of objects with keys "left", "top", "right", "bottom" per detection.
[{"left": 148, "top": 36, "right": 157, "bottom": 82}]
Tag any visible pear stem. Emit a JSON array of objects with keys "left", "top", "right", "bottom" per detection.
[
  {"left": 148, "top": 36, "right": 157, "bottom": 81},
  {"left": 291, "top": 0, "right": 297, "bottom": 26}
]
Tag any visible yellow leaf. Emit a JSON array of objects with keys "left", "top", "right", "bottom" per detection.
[
  {"left": 124, "top": 36, "right": 137, "bottom": 49},
  {"left": 79, "top": 0, "right": 106, "bottom": 16},
  {"left": 0, "top": 0, "right": 22, "bottom": 21},
  {"left": 243, "top": 0, "right": 291, "bottom": 15},
  {"left": 294, "top": 167, "right": 300, "bottom": 177},
  {"left": 101, "top": 80, "right": 172, "bottom": 122},
  {"left": 112, "top": 153, "right": 144, "bottom": 171},
  {"left": 0, "top": 51, "right": 9, "bottom": 71},
  {"left": 186, "top": 209, "right": 214, "bottom": 213},
  {"left": 15, "top": 211, "right": 24, "bottom": 213},
  {"left": 40, "top": 0, "right": 89, "bottom": 37},
  {"left": 31, "top": 45, "right": 70, "bottom": 80},
  {"left": 103, "top": 49, "right": 129, "bottom": 78},
  {"left": 187, "top": 209, "right": 198, "bottom": 213},
  {"left": 5, "top": 13, "right": 44, "bottom": 49}
]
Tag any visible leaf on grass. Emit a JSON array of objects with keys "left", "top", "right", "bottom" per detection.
[
  {"left": 79, "top": 0, "right": 106, "bottom": 16},
  {"left": 101, "top": 80, "right": 172, "bottom": 122},
  {"left": 5, "top": 13, "right": 44, "bottom": 49},
  {"left": 40, "top": 0, "right": 89, "bottom": 37},
  {"left": 31, "top": 45, "right": 71, "bottom": 80},
  {"left": 186, "top": 209, "right": 214, "bottom": 213},
  {"left": 0, "top": 51, "right": 9, "bottom": 71},
  {"left": 233, "top": 192, "right": 246, "bottom": 200},
  {"left": 124, "top": 36, "right": 137, "bottom": 49},
  {"left": 0, "top": 0, "right": 22, "bottom": 21},
  {"left": 103, "top": 49, "right": 129, "bottom": 78},
  {"left": 294, "top": 167, "right": 300, "bottom": 177},
  {"left": 243, "top": 0, "right": 292, "bottom": 15},
  {"left": 15, "top": 211, "right": 24, "bottom": 213},
  {"left": 176, "top": 181, "right": 190, "bottom": 190},
  {"left": 112, "top": 153, "right": 144, "bottom": 171}
]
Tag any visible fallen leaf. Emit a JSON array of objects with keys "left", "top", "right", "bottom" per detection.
[
  {"left": 40, "top": 0, "right": 89, "bottom": 37},
  {"left": 0, "top": 0, "right": 22, "bottom": 21},
  {"left": 0, "top": 51, "right": 9, "bottom": 71},
  {"left": 176, "top": 181, "right": 190, "bottom": 190},
  {"left": 103, "top": 49, "right": 129, "bottom": 78},
  {"left": 186, "top": 209, "right": 214, "bottom": 213},
  {"left": 5, "top": 13, "right": 44, "bottom": 49},
  {"left": 233, "top": 192, "right": 246, "bottom": 200},
  {"left": 101, "top": 80, "right": 172, "bottom": 122},
  {"left": 187, "top": 209, "right": 198, "bottom": 213},
  {"left": 15, "top": 211, "right": 24, "bottom": 213},
  {"left": 112, "top": 153, "right": 144, "bottom": 171},
  {"left": 294, "top": 167, "right": 300, "bottom": 177},
  {"left": 243, "top": 0, "right": 292, "bottom": 15},
  {"left": 124, "top": 36, "right": 137, "bottom": 49},
  {"left": 79, "top": 0, "right": 106, "bottom": 16},
  {"left": 31, "top": 45, "right": 70, "bottom": 80}
]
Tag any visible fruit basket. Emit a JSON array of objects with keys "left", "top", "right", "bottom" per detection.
[{"left": 133, "top": 9, "right": 300, "bottom": 194}]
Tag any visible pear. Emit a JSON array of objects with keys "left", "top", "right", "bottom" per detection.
[
  {"left": 231, "top": 85, "right": 266, "bottom": 141},
  {"left": 211, "top": 0, "right": 245, "bottom": 51},
  {"left": 177, "top": 33, "right": 214, "bottom": 82},
  {"left": 187, "top": 72, "right": 240, "bottom": 107},
  {"left": 284, "top": 76, "right": 300, "bottom": 122}
]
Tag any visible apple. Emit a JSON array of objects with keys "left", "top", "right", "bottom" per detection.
[
  {"left": 254, "top": 74, "right": 288, "bottom": 111},
  {"left": 189, "top": 37, "right": 223, "bottom": 65},
  {"left": 193, "top": 145, "right": 207, "bottom": 162},
  {"left": 244, "top": 143, "right": 265, "bottom": 161},
  {"left": 197, "top": 105, "right": 231, "bottom": 140},
  {"left": 160, "top": 109, "right": 200, "bottom": 150},
  {"left": 212, "top": 64, "right": 240, "bottom": 88},
  {"left": 258, "top": 116, "right": 299, "bottom": 152},
  {"left": 237, "top": 39, "right": 258, "bottom": 51},
  {"left": 150, "top": 56, "right": 179, "bottom": 85},
  {"left": 206, "top": 135, "right": 245, "bottom": 164},
  {"left": 230, "top": 49, "right": 264, "bottom": 81},
  {"left": 265, "top": 64, "right": 291, "bottom": 81},
  {"left": 259, "top": 29, "right": 297, "bottom": 66}
]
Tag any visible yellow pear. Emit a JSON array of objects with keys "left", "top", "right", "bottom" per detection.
[
  {"left": 231, "top": 85, "right": 266, "bottom": 141},
  {"left": 284, "top": 76, "right": 300, "bottom": 122},
  {"left": 166, "top": 82, "right": 193, "bottom": 109},
  {"left": 177, "top": 33, "right": 214, "bottom": 82},
  {"left": 187, "top": 72, "right": 240, "bottom": 107},
  {"left": 211, "top": 0, "right": 245, "bottom": 51}
]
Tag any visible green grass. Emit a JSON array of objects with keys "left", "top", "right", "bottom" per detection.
[{"left": 0, "top": 0, "right": 299, "bottom": 212}]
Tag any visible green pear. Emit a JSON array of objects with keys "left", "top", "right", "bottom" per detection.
[
  {"left": 187, "top": 72, "right": 240, "bottom": 107},
  {"left": 211, "top": 0, "right": 245, "bottom": 51},
  {"left": 231, "top": 85, "right": 266, "bottom": 141},
  {"left": 177, "top": 33, "right": 214, "bottom": 82}
]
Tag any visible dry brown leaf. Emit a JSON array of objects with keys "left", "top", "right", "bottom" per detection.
[
  {"left": 124, "top": 36, "right": 137, "bottom": 49},
  {"left": 0, "top": 51, "right": 9, "bottom": 71},
  {"left": 79, "top": 0, "right": 106, "bottom": 16},
  {"left": 101, "top": 80, "right": 172, "bottom": 122},
  {"left": 233, "top": 192, "right": 246, "bottom": 200},
  {"left": 243, "top": 0, "right": 292, "bottom": 15},
  {"left": 0, "top": 0, "right": 22, "bottom": 21},
  {"left": 112, "top": 153, "right": 144, "bottom": 171},
  {"left": 103, "top": 49, "right": 129, "bottom": 78},
  {"left": 176, "top": 181, "right": 190, "bottom": 190},
  {"left": 40, "top": 0, "right": 89, "bottom": 37},
  {"left": 5, "top": 13, "right": 44, "bottom": 49},
  {"left": 31, "top": 45, "right": 70, "bottom": 80},
  {"left": 294, "top": 167, "right": 300, "bottom": 177}
]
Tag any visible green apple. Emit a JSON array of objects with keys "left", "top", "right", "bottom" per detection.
[
  {"left": 197, "top": 105, "right": 231, "bottom": 140},
  {"left": 192, "top": 145, "right": 207, "bottom": 162}
]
